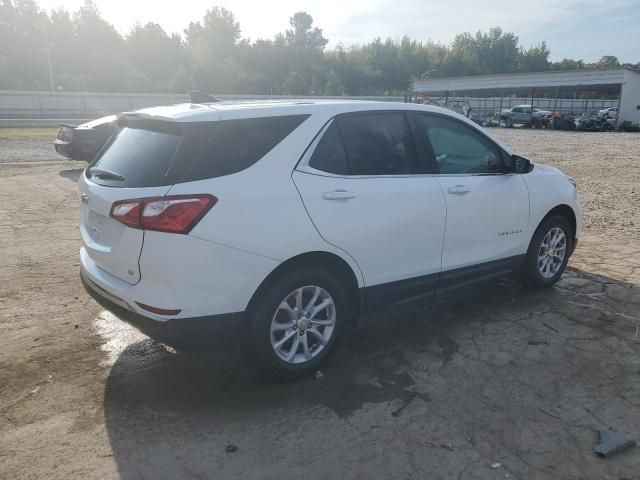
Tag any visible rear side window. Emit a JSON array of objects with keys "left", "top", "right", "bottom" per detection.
[
  {"left": 309, "top": 113, "right": 418, "bottom": 176},
  {"left": 338, "top": 113, "right": 417, "bottom": 175},
  {"left": 88, "top": 126, "right": 181, "bottom": 187},
  {"left": 182, "top": 115, "right": 309, "bottom": 182}
]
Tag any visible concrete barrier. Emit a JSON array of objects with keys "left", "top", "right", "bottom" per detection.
[{"left": 0, "top": 91, "right": 405, "bottom": 126}]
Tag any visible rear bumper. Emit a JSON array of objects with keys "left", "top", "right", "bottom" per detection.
[
  {"left": 53, "top": 139, "right": 73, "bottom": 158},
  {"left": 81, "top": 270, "right": 244, "bottom": 352}
]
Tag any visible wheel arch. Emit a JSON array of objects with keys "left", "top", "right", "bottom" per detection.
[
  {"left": 542, "top": 204, "right": 577, "bottom": 239},
  {"left": 246, "top": 251, "right": 362, "bottom": 322}
]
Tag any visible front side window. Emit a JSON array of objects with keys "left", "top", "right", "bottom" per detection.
[{"left": 417, "top": 114, "right": 504, "bottom": 175}]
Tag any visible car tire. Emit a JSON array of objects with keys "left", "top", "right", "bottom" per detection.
[
  {"left": 522, "top": 215, "right": 573, "bottom": 289},
  {"left": 244, "top": 268, "right": 347, "bottom": 379}
]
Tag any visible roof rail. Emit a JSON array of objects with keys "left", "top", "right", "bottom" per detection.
[{"left": 188, "top": 91, "right": 222, "bottom": 104}]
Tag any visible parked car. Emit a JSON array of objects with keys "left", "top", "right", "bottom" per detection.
[
  {"left": 79, "top": 100, "right": 581, "bottom": 377},
  {"left": 576, "top": 113, "right": 615, "bottom": 132},
  {"left": 502, "top": 105, "right": 552, "bottom": 127},
  {"left": 54, "top": 115, "right": 118, "bottom": 161},
  {"left": 597, "top": 107, "right": 618, "bottom": 119}
]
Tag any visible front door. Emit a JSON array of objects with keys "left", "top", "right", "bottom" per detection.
[{"left": 413, "top": 113, "right": 530, "bottom": 274}]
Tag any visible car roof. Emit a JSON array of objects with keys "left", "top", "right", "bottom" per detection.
[
  {"left": 128, "top": 99, "right": 513, "bottom": 155},
  {"left": 132, "top": 99, "right": 451, "bottom": 122}
]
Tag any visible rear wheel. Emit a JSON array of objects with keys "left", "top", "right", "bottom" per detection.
[
  {"left": 522, "top": 215, "right": 573, "bottom": 289},
  {"left": 245, "top": 268, "right": 347, "bottom": 378}
]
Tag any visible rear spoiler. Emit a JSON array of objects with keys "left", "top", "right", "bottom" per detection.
[
  {"left": 188, "top": 91, "right": 222, "bottom": 104},
  {"left": 116, "top": 112, "right": 180, "bottom": 133}
]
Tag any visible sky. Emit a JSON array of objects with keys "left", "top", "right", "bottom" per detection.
[{"left": 36, "top": 0, "right": 640, "bottom": 63}]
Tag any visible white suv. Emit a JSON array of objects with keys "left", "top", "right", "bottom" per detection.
[{"left": 79, "top": 100, "right": 581, "bottom": 376}]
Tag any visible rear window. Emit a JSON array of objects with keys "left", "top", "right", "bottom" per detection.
[
  {"left": 87, "top": 114, "right": 308, "bottom": 187},
  {"left": 88, "top": 125, "right": 181, "bottom": 188},
  {"left": 180, "top": 114, "right": 309, "bottom": 182}
]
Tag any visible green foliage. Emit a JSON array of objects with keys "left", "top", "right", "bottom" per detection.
[{"left": 1, "top": 1, "right": 637, "bottom": 95}]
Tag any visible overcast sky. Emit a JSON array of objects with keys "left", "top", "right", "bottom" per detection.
[{"left": 37, "top": 0, "right": 640, "bottom": 63}]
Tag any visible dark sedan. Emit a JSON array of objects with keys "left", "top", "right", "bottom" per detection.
[{"left": 54, "top": 115, "right": 118, "bottom": 161}]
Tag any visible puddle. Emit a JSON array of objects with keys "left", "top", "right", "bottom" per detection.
[{"left": 93, "top": 310, "right": 147, "bottom": 366}]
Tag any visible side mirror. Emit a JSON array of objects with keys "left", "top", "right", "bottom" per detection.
[{"left": 512, "top": 155, "right": 534, "bottom": 174}]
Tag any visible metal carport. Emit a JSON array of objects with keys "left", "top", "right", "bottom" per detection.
[{"left": 413, "top": 68, "right": 640, "bottom": 127}]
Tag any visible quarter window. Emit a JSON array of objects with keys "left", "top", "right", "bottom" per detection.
[
  {"left": 309, "top": 122, "right": 350, "bottom": 175},
  {"left": 182, "top": 115, "right": 309, "bottom": 182},
  {"left": 417, "top": 114, "right": 504, "bottom": 175}
]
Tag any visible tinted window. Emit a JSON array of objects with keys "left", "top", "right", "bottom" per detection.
[
  {"left": 417, "top": 114, "right": 503, "bottom": 174},
  {"left": 337, "top": 113, "right": 417, "bottom": 175},
  {"left": 183, "top": 115, "right": 308, "bottom": 181},
  {"left": 308, "top": 122, "right": 350, "bottom": 175},
  {"left": 89, "top": 126, "right": 181, "bottom": 187}
]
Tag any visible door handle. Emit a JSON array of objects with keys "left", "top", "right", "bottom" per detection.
[
  {"left": 322, "top": 190, "right": 356, "bottom": 201},
  {"left": 447, "top": 185, "right": 471, "bottom": 195}
]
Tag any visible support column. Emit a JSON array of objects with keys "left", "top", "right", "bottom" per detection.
[
  {"left": 552, "top": 87, "right": 559, "bottom": 130},
  {"left": 529, "top": 89, "right": 535, "bottom": 126}
]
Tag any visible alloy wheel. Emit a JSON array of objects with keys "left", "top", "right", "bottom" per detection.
[
  {"left": 537, "top": 227, "right": 567, "bottom": 278},
  {"left": 270, "top": 285, "right": 336, "bottom": 364}
]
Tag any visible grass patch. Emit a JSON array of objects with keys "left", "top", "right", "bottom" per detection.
[{"left": 0, "top": 127, "right": 58, "bottom": 140}]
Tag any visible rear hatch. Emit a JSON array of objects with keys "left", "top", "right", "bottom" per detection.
[{"left": 79, "top": 116, "right": 184, "bottom": 284}]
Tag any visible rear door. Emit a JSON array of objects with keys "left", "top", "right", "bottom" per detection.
[
  {"left": 79, "top": 122, "right": 183, "bottom": 284},
  {"left": 293, "top": 112, "right": 446, "bottom": 300},
  {"left": 413, "top": 113, "right": 530, "bottom": 274}
]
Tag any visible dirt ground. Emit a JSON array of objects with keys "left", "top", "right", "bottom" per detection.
[{"left": 1, "top": 129, "right": 639, "bottom": 480}]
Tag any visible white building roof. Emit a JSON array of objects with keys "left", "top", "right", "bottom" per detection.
[{"left": 414, "top": 69, "right": 640, "bottom": 95}]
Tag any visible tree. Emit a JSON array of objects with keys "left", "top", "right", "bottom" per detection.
[
  {"left": 185, "top": 6, "right": 240, "bottom": 92},
  {"left": 1, "top": 1, "right": 638, "bottom": 94},
  {"left": 285, "top": 12, "right": 327, "bottom": 51},
  {"left": 594, "top": 55, "right": 620, "bottom": 69},
  {"left": 518, "top": 42, "right": 550, "bottom": 72},
  {"left": 71, "top": 1, "right": 129, "bottom": 91},
  {"left": 551, "top": 58, "right": 585, "bottom": 71},
  {"left": 127, "top": 23, "right": 185, "bottom": 91},
  {"left": 440, "top": 27, "right": 521, "bottom": 77},
  {"left": 0, "top": 0, "right": 51, "bottom": 89}
]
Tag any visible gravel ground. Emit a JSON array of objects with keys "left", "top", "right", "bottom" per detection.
[
  {"left": 0, "top": 139, "right": 60, "bottom": 163},
  {"left": 1, "top": 130, "right": 639, "bottom": 480},
  {"left": 491, "top": 129, "right": 640, "bottom": 238}
]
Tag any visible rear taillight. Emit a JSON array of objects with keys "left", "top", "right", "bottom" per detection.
[
  {"left": 110, "top": 195, "right": 216, "bottom": 234},
  {"left": 58, "top": 126, "right": 74, "bottom": 142}
]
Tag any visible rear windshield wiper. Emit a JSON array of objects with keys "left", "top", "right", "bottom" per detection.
[{"left": 88, "top": 167, "right": 125, "bottom": 181}]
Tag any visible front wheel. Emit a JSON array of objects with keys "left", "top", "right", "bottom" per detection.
[
  {"left": 244, "top": 268, "right": 347, "bottom": 378},
  {"left": 521, "top": 215, "right": 573, "bottom": 289}
]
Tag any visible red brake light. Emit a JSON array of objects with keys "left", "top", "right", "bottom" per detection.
[
  {"left": 58, "top": 126, "right": 74, "bottom": 141},
  {"left": 110, "top": 195, "right": 216, "bottom": 234},
  {"left": 135, "top": 302, "right": 181, "bottom": 316}
]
